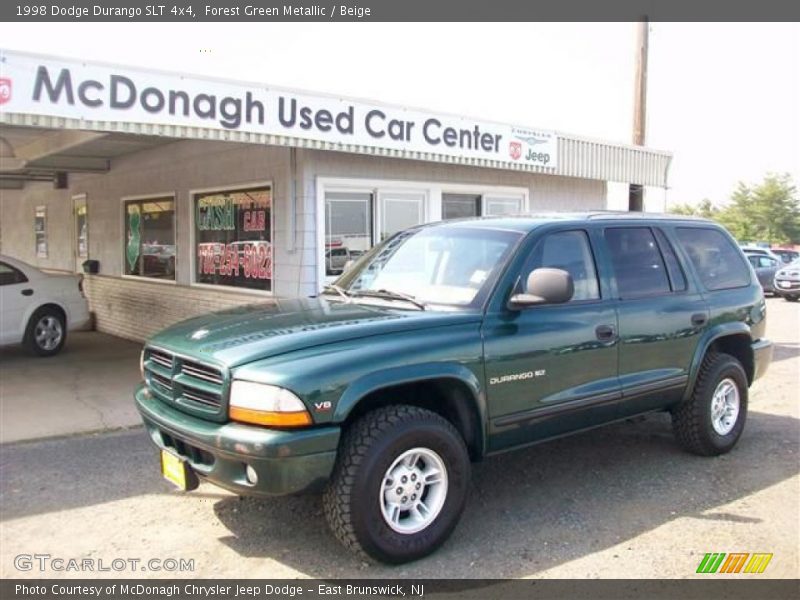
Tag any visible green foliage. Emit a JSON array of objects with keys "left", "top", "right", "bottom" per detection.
[{"left": 668, "top": 174, "right": 800, "bottom": 244}]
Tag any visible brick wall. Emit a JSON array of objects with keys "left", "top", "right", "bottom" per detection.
[{"left": 84, "top": 274, "right": 274, "bottom": 342}]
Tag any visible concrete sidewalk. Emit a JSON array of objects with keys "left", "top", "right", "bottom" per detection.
[{"left": 0, "top": 331, "right": 143, "bottom": 443}]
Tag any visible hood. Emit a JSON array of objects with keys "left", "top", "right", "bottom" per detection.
[{"left": 147, "top": 297, "right": 480, "bottom": 367}]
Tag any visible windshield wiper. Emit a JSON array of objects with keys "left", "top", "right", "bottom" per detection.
[
  {"left": 351, "top": 288, "right": 427, "bottom": 310},
  {"left": 322, "top": 284, "right": 352, "bottom": 303}
]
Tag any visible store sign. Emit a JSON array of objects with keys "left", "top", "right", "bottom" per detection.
[{"left": 0, "top": 50, "right": 557, "bottom": 169}]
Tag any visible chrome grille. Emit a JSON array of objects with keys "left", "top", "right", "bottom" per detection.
[
  {"left": 149, "top": 349, "right": 174, "bottom": 369},
  {"left": 182, "top": 388, "right": 221, "bottom": 408},
  {"left": 144, "top": 347, "right": 225, "bottom": 416},
  {"left": 182, "top": 361, "right": 224, "bottom": 385},
  {"left": 150, "top": 372, "right": 173, "bottom": 392}
]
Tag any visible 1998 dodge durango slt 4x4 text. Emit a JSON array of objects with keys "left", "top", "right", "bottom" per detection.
[{"left": 135, "top": 213, "right": 773, "bottom": 563}]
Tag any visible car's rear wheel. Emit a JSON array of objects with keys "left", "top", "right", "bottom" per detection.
[
  {"left": 24, "top": 307, "right": 66, "bottom": 357},
  {"left": 672, "top": 353, "right": 748, "bottom": 456},
  {"left": 323, "top": 405, "right": 470, "bottom": 564}
]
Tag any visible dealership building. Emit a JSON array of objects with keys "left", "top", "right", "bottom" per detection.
[{"left": 0, "top": 49, "right": 672, "bottom": 342}]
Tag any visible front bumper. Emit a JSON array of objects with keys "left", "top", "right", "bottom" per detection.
[
  {"left": 752, "top": 338, "right": 773, "bottom": 383},
  {"left": 135, "top": 384, "right": 340, "bottom": 496},
  {"left": 773, "top": 279, "right": 800, "bottom": 297}
]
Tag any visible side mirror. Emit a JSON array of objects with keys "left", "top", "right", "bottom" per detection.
[{"left": 509, "top": 268, "right": 574, "bottom": 308}]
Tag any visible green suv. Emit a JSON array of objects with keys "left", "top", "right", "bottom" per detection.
[{"left": 135, "top": 213, "right": 772, "bottom": 563}]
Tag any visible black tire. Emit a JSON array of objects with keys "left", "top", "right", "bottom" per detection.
[
  {"left": 24, "top": 307, "right": 67, "bottom": 357},
  {"left": 784, "top": 295, "right": 799, "bottom": 302},
  {"left": 323, "top": 405, "right": 470, "bottom": 564},
  {"left": 672, "top": 353, "right": 748, "bottom": 456}
]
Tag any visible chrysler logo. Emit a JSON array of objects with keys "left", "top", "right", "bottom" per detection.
[{"left": 0, "top": 78, "right": 11, "bottom": 105}]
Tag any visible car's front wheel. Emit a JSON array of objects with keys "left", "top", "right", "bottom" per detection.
[
  {"left": 784, "top": 294, "right": 799, "bottom": 302},
  {"left": 323, "top": 405, "right": 470, "bottom": 564},
  {"left": 24, "top": 307, "right": 66, "bottom": 357}
]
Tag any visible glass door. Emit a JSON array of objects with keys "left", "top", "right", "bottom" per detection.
[{"left": 324, "top": 191, "right": 373, "bottom": 278}]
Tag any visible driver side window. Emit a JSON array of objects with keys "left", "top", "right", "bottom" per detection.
[{"left": 520, "top": 230, "right": 600, "bottom": 301}]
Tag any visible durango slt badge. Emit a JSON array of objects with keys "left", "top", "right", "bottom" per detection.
[{"left": 489, "top": 370, "right": 546, "bottom": 385}]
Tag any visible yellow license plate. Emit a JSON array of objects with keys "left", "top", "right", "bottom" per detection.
[{"left": 161, "top": 450, "right": 188, "bottom": 490}]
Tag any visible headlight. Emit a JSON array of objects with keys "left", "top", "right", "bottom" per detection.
[{"left": 229, "top": 380, "right": 312, "bottom": 427}]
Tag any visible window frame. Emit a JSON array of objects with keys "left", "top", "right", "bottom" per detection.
[
  {"left": 652, "top": 227, "right": 688, "bottom": 294},
  {"left": 0, "top": 261, "right": 29, "bottom": 286},
  {"left": 674, "top": 226, "right": 752, "bottom": 292},
  {"left": 603, "top": 226, "right": 676, "bottom": 301},
  {"left": 34, "top": 205, "right": 48, "bottom": 259},
  {"left": 513, "top": 228, "right": 604, "bottom": 306},
  {"left": 188, "top": 181, "right": 275, "bottom": 296},
  {"left": 121, "top": 192, "right": 178, "bottom": 284}
]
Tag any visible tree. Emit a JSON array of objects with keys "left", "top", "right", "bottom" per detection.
[
  {"left": 668, "top": 174, "right": 800, "bottom": 245},
  {"left": 668, "top": 198, "right": 718, "bottom": 218}
]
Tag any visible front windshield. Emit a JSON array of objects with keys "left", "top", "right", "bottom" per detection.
[{"left": 334, "top": 226, "right": 522, "bottom": 307}]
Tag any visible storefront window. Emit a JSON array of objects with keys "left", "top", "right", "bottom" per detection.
[
  {"left": 34, "top": 206, "right": 47, "bottom": 258},
  {"left": 379, "top": 193, "right": 425, "bottom": 241},
  {"left": 485, "top": 196, "right": 522, "bottom": 216},
  {"left": 124, "top": 198, "right": 176, "bottom": 280},
  {"left": 194, "top": 186, "right": 272, "bottom": 291},
  {"left": 75, "top": 198, "right": 88, "bottom": 259},
  {"left": 325, "top": 192, "right": 373, "bottom": 277},
  {"left": 442, "top": 194, "right": 480, "bottom": 220},
  {"left": 442, "top": 194, "right": 522, "bottom": 220}
]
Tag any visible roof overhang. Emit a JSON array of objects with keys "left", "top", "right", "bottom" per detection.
[{"left": 0, "top": 48, "right": 672, "bottom": 188}]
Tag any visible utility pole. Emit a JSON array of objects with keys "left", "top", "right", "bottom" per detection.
[{"left": 629, "top": 18, "right": 648, "bottom": 212}]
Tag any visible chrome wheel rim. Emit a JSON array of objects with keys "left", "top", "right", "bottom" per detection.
[
  {"left": 34, "top": 316, "right": 63, "bottom": 351},
  {"left": 380, "top": 447, "right": 448, "bottom": 534},
  {"left": 711, "top": 378, "right": 740, "bottom": 435}
]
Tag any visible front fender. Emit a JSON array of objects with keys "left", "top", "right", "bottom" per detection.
[{"left": 334, "top": 362, "right": 485, "bottom": 421}]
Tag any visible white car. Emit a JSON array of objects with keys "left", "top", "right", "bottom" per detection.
[{"left": 0, "top": 255, "right": 91, "bottom": 356}]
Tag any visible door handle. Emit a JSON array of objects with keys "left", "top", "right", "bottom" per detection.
[
  {"left": 691, "top": 313, "right": 708, "bottom": 327},
  {"left": 21, "top": 288, "right": 33, "bottom": 296},
  {"left": 595, "top": 324, "right": 616, "bottom": 341}
]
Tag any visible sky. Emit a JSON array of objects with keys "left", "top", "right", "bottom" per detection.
[{"left": 1, "top": 22, "right": 797, "bottom": 207}]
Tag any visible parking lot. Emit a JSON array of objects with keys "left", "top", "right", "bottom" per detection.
[{"left": 0, "top": 298, "right": 797, "bottom": 579}]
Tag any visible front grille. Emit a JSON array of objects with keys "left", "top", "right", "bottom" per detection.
[
  {"left": 182, "top": 387, "right": 222, "bottom": 408},
  {"left": 182, "top": 361, "right": 224, "bottom": 385},
  {"left": 150, "top": 372, "right": 173, "bottom": 392},
  {"left": 149, "top": 349, "right": 174, "bottom": 369},
  {"left": 144, "top": 347, "right": 226, "bottom": 417}
]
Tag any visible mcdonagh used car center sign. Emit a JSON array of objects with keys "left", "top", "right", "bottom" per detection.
[{"left": 0, "top": 49, "right": 558, "bottom": 169}]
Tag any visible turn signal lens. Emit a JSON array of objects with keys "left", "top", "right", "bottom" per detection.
[
  {"left": 229, "top": 406, "right": 312, "bottom": 427},
  {"left": 229, "top": 380, "right": 312, "bottom": 428}
]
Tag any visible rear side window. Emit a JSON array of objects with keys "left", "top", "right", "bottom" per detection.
[
  {"left": 675, "top": 227, "right": 751, "bottom": 291},
  {"left": 604, "top": 227, "right": 671, "bottom": 299},
  {"left": 653, "top": 229, "right": 687, "bottom": 291},
  {"left": 0, "top": 262, "right": 28, "bottom": 286}
]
